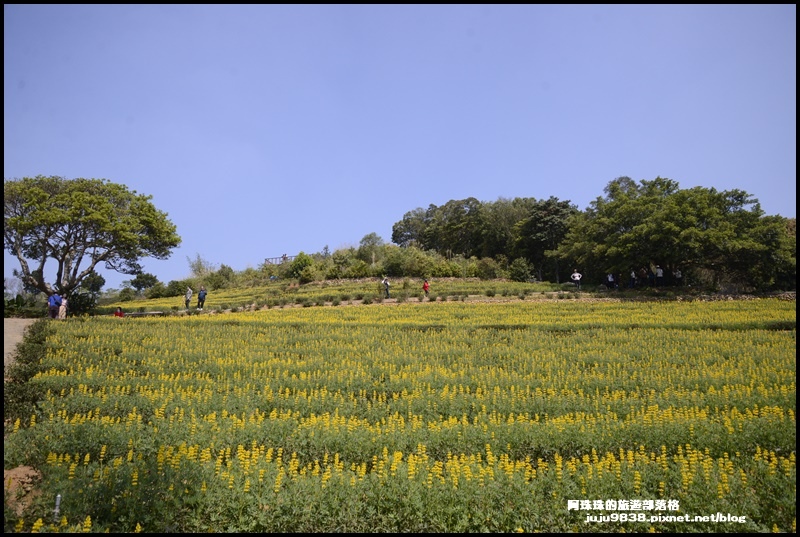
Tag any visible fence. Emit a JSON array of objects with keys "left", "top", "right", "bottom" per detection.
[{"left": 263, "top": 255, "right": 296, "bottom": 265}]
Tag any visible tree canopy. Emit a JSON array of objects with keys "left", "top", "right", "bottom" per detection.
[
  {"left": 4, "top": 175, "right": 181, "bottom": 297},
  {"left": 551, "top": 177, "right": 795, "bottom": 290}
]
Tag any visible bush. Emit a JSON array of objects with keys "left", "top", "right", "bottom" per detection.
[
  {"left": 118, "top": 288, "right": 136, "bottom": 302},
  {"left": 509, "top": 257, "right": 533, "bottom": 282}
]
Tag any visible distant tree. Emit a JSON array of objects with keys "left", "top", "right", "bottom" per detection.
[
  {"left": 166, "top": 280, "right": 193, "bottom": 297},
  {"left": 289, "top": 252, "right": 314, "bottom": 279},
  {"left": 508, "top": 257, "right": 533, "bottom": 282},
  {"left": 130, "top": 273, "right": 159, "bottom": 295},
  {"left": 552, "top": 177, "right": 794, "bottom": 290},
  {"left": 512, "top": 197, "right": 578, "bottom": 282},
  {"left": 357, "top": 233, "right": 385, "bottom": 266},
  {"left": 4, "top": 176, "right": 181, "bottom": 297},
  {"left": 392, "top": 207, "right": 431, "bottom": 248},
  {"left": 118, "top": 288, "right": 136, "bottom": 302},
  {"left": 475, "top": 257, "right": 503, "bottom": 280},
  {"left": 426, "top": 198, "right": 484, "bottom": 258},
  {"left": 187, "top": 253, "right": 216, "bottom": 277},
  {"left": 80, "top": 271, "right": 106, "bottom": 297},
  {"left": 62, "top": 270, "right": 107, "bottom": 316},
  {"left": 146, "top": 282, "right": 168, "bottom": 299},
  {"left": 205, "top": 264, "right": 235, "bottom": 290},
  {"left": 478, "top": 197, "right": 539, "bottom": 258}
]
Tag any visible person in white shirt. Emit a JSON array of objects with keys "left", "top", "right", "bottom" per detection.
[{"left": 571, "top": 269, "right": 582, "bottom": 290}]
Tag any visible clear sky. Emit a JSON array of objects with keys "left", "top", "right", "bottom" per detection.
[{"left": 4, "top": 4, "right": 796, "bottom": 291}]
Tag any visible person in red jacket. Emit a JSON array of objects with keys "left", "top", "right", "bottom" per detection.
[
  {"left": 114, "top": 307, "right": 125, "bottom": 318},
  {"left": 422, "top": 279, "right": 430, "bottom": 298}
]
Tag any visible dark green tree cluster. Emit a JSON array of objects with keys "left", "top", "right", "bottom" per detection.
[
  {"left": 390, "top": 177, "right": 794, "bottom": 291},
  {"left": 553, "top": 177, "right": 795, "bottom": 291}
]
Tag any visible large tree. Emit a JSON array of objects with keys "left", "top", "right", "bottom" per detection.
[
  {"left": 511, "top": 196, "right": 578, "bottom": 282},
  {"left": 552, "top": 176, "right": 794, "bottom": 290},
  {"left": 4, "top": 175, "right": 181, "bottom": 297}
]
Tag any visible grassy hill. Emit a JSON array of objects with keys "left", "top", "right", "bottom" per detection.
[{"left": 101, "top": 277, "right": 696, "bottom": 316}]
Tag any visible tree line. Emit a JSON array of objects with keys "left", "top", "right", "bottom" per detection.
[
  {"left": 389, "top": 176, "right": 795, "bottom": 291},
  {"left": 4, "top": 175, "right": 796, "bottom": 314}
]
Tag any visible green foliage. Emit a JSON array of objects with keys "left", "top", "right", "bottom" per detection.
[
  {"left": 298, "top": 265, "right": 317, "bottom": 285},
  {"left": 130, "top": 273, "right": 159, "bottom": 294},
  {"left": 80, "top": 271, "right": 106, "bottom": 296},
  {"left": 118, "top": 288, "right": 136, "bottom": 302},
  {"left": 187, "top": 253, "right": 217, "bottom": 277},
  {"left": 475, "top": 257, "right": 502, "bottom": 280},
  {"left": 4, "top": 175, "right": 181, "bottom": 297},
  {"left": 551, "top": 177, "right": 793, "bottom": 291},
  {"left": 146, "top": 282, "right": 168, "bottom": 299},
  {"left": 166, "top": 279, "right": 194, "bottom": 297},
  {"left": 67, "top": 291, "right": 98, "bottom": 316},
  {"left": 356, "top": 232, "right": 385, "bottom": 265},
  {"left": 289, "top": 252, "right": 314, "bottom": 279},
  {"left": 3, "top": 319, "right": 51, "bottom": 425},
  {"left": 508, "top": 257, "right": 533, "bottom": 282},
  {"left": 3, "top": 293, "right": 43, "bottom": 319}
]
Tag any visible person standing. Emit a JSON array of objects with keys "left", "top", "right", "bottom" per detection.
[
  {"left": 606, "top": 273, "right": 616, "bottom": 289},
  {"left": 629, "top": 269, "right": 637, "bottom": 289},
  {"left": 382, "top": 277, "right": 390, "bottom": 298},
  {"left": 58, "top": 297, "right": 68, "bottom": 319},
  {"left": 197, "top": 286, "right": 207, "bottom": 310},
  {"left": 571, "top": 269, "right": 582, "bottom": 290},
  {"left": 422, "top": 279, "right": 430, "bottom": 298},
  {"left": 47, "top": 292, "right": 62, "bottom": 319},
  {"left": 114, "top": 307, "right": 125, "bottom": 318},
  {"left": 655, "top": 265, "right": 664, "bottom": 287},
  {"left": 185, "top": 287, "right": 193, "bottom": 310},
  {"left": 673, "top": 269, "right": 683, "bottom": 287}
]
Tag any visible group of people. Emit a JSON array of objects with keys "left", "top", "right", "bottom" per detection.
[
  {"left": 185, "top": 286, "right": 208, "bottom": 310},
  {"left": 571, "top": 265, "right": 684, "bottom": 290},
  {"left": 381, "top": 277, "right": 431, "bottom": 299},
  {"left": 47, "top": 292, "right": 67, "bottom": 319}
]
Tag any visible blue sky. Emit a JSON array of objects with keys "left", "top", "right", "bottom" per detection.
[{"left": 4, "top": 4, "right": 796, "bottom": 291}]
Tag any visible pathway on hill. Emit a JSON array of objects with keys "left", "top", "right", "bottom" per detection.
[{"left": 4, "top": 318, "right": 37, "bottom": 370}]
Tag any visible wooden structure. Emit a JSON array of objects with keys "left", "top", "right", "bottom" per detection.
[{"left": 263, "top": 255, "right": 296, "bottom": 265}]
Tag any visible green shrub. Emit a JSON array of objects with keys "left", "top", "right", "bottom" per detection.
[{"left": 118, "top": 288, "right": 135, "bottom": 302}]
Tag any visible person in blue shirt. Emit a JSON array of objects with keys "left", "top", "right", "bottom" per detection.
[
  {"left": 197, "top": 286, "right": 207, "bottom": 310},
  {"left": 47, "top": 292, "right": 62, "bottom": 319}
]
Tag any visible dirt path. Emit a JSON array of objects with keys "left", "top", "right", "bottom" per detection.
[
  {"left": 4, "top": 318, "right": 42, "bottom": 516},
  {"left": 4, "top": 318, "right": 38, "bottom": 370}
]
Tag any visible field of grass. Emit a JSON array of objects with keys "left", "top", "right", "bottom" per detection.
[{"left": 4, "top": 295, "right": 795, "bottom": 532}]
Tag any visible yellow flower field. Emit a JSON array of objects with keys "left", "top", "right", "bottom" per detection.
[{"left": 4, "top": 298, "right": 795, "bottom": 532}]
